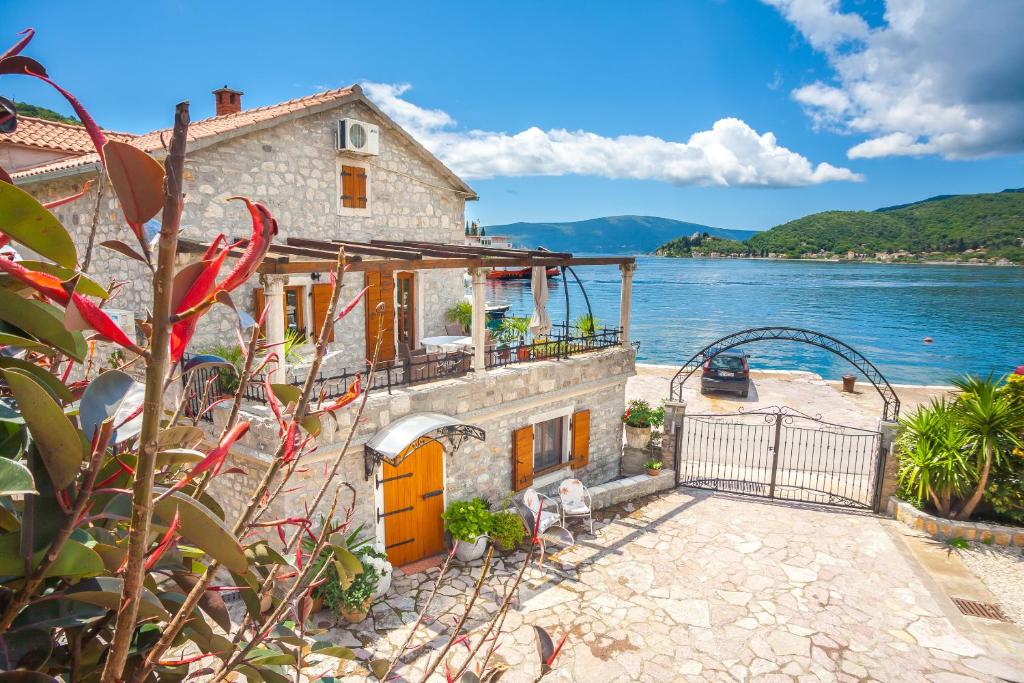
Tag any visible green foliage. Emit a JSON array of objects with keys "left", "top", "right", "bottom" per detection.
[
  {"left": 445, "top": 300, "right": 473, "bottom": 334},
  {"left": 945, "top": 537, "right": 970, "bottom": 550},
  {"left": 896, "top": 399, "right": 972, "bottom": 513},
  {"left": 15, "top": 101, "right": 81, "bottom": 125},
  {"left": 622, "top": 399, "right": 664, "bottom": 428},
  {"left": 498, "top": 316, "right": 530, "bottom": 343},
  {"left": 201, "top": 343, "right": 245, "bottom": 393},
  {"left": 643, "top": 458, "right": 663, "bottom": 470},
  {"left": 490, "top": 510, "right": 526, "bottom": 549},
  {"left": 442, "top": 497, "right": 493, "bottom": 542},
  {"left": 657, "top": 234, "right": 752, "bottom": 257},
  {"left": 745, "top": 189, "right": 1024, "bottom": 261},
  {"left": 574, "top": 313, "right": 598, "bottom": 335}
]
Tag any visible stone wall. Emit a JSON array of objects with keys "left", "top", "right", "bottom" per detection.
[
  {"left": 204, "top": 346, "right": 636, "bottom": 546},
  {"left": 18, "top": 98, "right": 467, "bottom": 371}
]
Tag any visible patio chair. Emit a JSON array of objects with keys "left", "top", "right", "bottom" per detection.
[
  {"left": 445, "top": 322, "right": 464, "bottom": 336},
  {"left": 518, "top": 488, "right": 561, "bottom": 535},
  {"left": 557, "top": 478, "right": 594, "bottom": 534}
]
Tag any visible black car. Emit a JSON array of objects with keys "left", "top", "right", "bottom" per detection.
[{"left": 700, "top": 352, "right": 751, "bottom": 397}]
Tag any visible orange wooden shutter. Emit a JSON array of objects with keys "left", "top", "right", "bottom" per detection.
[
  {"left": 571, "top": 409, "right": 590, "bottom": 469},
  {"left": 512, "top": 425, "right": 534, "bottom": 492},
  {"left": 354, "top": 167, "right": 367, "bottom": 208},
  {"left": 253, "top": 287, "right": 266, "bottom": 337},
  {"left": 340, "top": 165, "right": 355, "bottom": 208},
  {"left": 310, "top": 283, "right": 335, "bottom": 342},
  {"left": 364, "top": 271, "right": 396, "bottom": 362}
]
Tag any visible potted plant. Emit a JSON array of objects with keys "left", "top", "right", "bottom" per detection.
[
  {"left": 445, "top": 300, "right": 473, "bottom": 334},
  {"left": 622, "top": 399, "right": 664, "bottom": 449},
  {"left": 500, "top": 316, "right": 532, "bottom": 361},
  {"left": 303, "top": 522, "right": 389, "bottom": 620},
  {"left": 442, "top": 497, "right": 493, "bottom": 561},
  {"left": 644, "top": 458, "right": 664, "bottom": 477},
  {"left": 490, "top": 509, "right": 526, "bottom": 552}
]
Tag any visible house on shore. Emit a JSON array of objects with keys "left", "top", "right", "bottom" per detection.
[{"left": 11, "top": 85, "right": 638, "bottom": 568}]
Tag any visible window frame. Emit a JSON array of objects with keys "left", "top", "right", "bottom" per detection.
[
  {"left": 527, "top": 405, "right": 575, "bottom": 488},
  {"left": 336, "top": 158, "right": 372, "bottom": 217}
]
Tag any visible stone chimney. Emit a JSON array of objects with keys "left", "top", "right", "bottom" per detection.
[{"left": 212, "top": 86, "right": 243, "bottom": 116}]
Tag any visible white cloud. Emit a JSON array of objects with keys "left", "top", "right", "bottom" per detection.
[
  {"left": 767, "top": 0, "right": 1024, "bottom": 159},
  {"left": 363, "top": 82, "right": 860, "bottom": 188}
]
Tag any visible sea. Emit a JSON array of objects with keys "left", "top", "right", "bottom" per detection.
[{"left": 484, "top": 256, "right": 1024, "bottom": 386}]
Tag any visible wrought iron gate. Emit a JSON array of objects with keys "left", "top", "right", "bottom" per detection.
[{"left": 677, "top": 406, "right": 883, "bottom": 509}]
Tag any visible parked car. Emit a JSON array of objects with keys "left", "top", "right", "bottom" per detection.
[{"left": 700, "top": 352, "right": 750, "bottom": 397}]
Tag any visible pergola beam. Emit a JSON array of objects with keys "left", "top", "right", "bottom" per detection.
[{"left": 287, "top": 237, "right": 422, "bottom": 259}]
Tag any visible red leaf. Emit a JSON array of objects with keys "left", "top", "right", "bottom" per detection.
[
  {"left": 162, "top": 421, "right": 250, "bottom": 496},
  {"left": 25, "top": 69, "right": 107, "bottom": 162},
  {"left": 43, "top": 179, "right": 93, "bottom": 209},
  {"left": 0, "top": 55, "right": 46, "bottom": 77},
  {"left": 215, "top": 197, "right": 278, "bottom": 294},
  {"left": 322, "top": 375, "right": 362, "bottom": 414},
  {"left": 144, "top": 509, "right": 181, "bottom": 571},
  {"left": 0, "top": 256, "right": 71, "bottom": 304},
  {"left": 170, "top": 238, "right": 232, "bottom": 363},
  {"left": 281, "top": 422, "right": 298, "bottom": 463},
  {"left": 335, "top": 286, "right": 371, "bottom": 322},
  {"left": 1, "top": 28, "right": 34, "bottom": 60},
  {"left": 103, "top": 140, "right": 165, "bottom": 232},
  {"left": 69, "top": 292, "right": 142, "bottom": 353}
]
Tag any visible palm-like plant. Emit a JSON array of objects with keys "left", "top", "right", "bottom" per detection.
[
  {"left": 949, "top": 374, "right": 1024, "bottom": 520},
  {"left": 896, "top": 399, "right": 971, "bottom": 517}
]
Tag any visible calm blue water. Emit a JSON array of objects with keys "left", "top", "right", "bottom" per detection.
[{"left": 485, "top": 257, "right": 1024, "bottom": 385}]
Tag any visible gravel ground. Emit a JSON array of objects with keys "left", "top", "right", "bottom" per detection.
[{"left": 957, "top": 542, "right": 1024, "bottom": 625}]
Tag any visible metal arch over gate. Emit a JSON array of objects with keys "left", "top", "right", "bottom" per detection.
[
  {"left": 677, "top": 406, "right": 885, "bottom": 510},
  {"left": 669, "top": 327, "right": 901, "bottom": 421}
]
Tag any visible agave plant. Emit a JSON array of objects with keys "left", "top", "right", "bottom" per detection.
[{"left": 896, "top": 399, "right": 972, "bottom": 517}]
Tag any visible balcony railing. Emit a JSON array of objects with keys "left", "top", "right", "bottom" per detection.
[{"left": 181, "top": 325, "right": 628, "bottom": 415}]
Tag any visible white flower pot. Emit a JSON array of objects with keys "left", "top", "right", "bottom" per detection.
[
  {"left": 624, "top": 424, "right": 652, "bottom": 449},
  {"left": 365, "top": 548, "right": 393, "bottom": 600},
  {"left": 454, "top": 535, "right": 488, "bottom": 562}
]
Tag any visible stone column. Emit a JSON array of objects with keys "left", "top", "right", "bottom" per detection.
[
  {"left": 875, "top": 419, "right": 900, "bottom": 513},
  {"left": 618, "top": 262, "right": 636, "bottom": 343},
  {"left": 262, "top": 273, "right": 289, "bottom": 384},
  {"left": 469, "top": 267, "right": 489, "bottom": 373},
  {"left": 661, "top": 401, "right": 687, "bottom": 481}
]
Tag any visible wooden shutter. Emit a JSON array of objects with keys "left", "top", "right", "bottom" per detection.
[
  {"left": 364, "top": 271, "right": 396, "bottom": 362},
  {"left": 340, "top": 165, "right": 355, "bottom": 208},
  {"left": 354, "top": 167, "right": 368, "bottom": 208},
  {"left": 512, "top": 425, "right": 534, "bottom": 492},
  {"left": 310, "top": 283, "right": 335, "bottom": 342},
  {"left": 253, "top": 287, "right": 266, "bottom": 337},
  {"left": 571, "top": 409, "right": 590, "bottom": 469}
]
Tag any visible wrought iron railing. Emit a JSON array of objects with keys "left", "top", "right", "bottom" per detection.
[{"left": 485, "top": 324, "right": 622, "bottom": 369}]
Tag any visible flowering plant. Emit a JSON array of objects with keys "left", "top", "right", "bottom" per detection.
[{"left": 622, "top": 399, "right": 665, "bottom": 428}]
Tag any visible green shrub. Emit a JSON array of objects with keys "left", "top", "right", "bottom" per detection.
[
  {"left": 442, "top": 497, "right": 493, "bottom": 542},
  {"left": 200, "top": 343, "right": 245, "bottom": 393},
  {"left": 445, "top": 300, "right": 473, "bottom": 334},
  {"left": 490, "top": 510, "right": 525, "bottom": 549},
  {"left": 643, "top": 458, "right": 663, "bottom": 470}
]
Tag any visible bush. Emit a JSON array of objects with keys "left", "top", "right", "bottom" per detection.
[
  {"left": 442, "top": 497, "right": 493, "bottom": 542},
  {"left": 490, "top": 510, "right": 526, "bottom": 549},
  {"left": 622, "top": 399, "right": 665, "bottom": 428},
  {"left": 200, "top": 342, "right": 245, "bottom": 393},
  {"left": 445, "top": 300, "right": 473, "bottom": 334},
  {"left": 643, "top": 458, "right": 663, "bottom": 470}
]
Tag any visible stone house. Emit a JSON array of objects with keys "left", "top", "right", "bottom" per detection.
[{"left": 10, "top": 85, "right": 638, "bottom": 569}]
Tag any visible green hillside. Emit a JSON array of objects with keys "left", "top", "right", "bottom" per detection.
[
  {"left": 656, "top": 234, "right": 751, "bottom": 257},
  {"left": 14, "top": 101, "right": 81, "bottom": 126},
  {"left": 745, "top": 189, "right": 1024, "bottom": 262}
]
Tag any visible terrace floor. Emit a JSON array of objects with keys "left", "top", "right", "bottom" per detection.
[{"left": 314, "top": 489, "right": 1024, "bottom": 681}]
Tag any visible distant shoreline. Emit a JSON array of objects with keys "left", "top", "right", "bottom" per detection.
[{"left": 647, "top": 254, "right": 1021, "bottom": 267}]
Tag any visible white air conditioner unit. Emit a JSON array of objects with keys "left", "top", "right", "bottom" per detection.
[{"left": 337, "top": 118, "right": 379, "bottom": 155}]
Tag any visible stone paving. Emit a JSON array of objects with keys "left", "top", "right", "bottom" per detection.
[{"left": 318, "top": 489, "right": 1018, "bottom": 681}]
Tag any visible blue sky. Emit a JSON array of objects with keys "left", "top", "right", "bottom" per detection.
[{"left": 5, "top": 0, "right": 1023, "bottom": 230}]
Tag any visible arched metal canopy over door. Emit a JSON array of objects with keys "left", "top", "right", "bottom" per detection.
[
  {"left": 669, "top": 327, "right": 901, "bottom": 421},
  {"left": 366, "top": 413, "right": 485, "bottom": 567}
]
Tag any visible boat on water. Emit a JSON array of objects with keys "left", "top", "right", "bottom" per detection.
[{"left": 487, "top": 266, "right": 560, "bottom": 281}]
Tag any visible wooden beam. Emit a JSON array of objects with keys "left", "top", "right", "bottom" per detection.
[
  {"left": 267, "top": 243, "right": 361, "bottom": 261},
  {"left": 287, "top": 237, "right": 421, "bottom": 259},
  {"left": 372, "top": 239, "right": 572, "bottom": 259}
]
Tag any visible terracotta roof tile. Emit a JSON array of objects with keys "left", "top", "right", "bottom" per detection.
[
  {"left": 0, "top": 116, "right": 136, "bottom": 155},
  {"left": 12, "top": 86, "right": 356, "bottom": 180}
]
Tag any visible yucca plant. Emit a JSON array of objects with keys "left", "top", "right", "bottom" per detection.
[
  {"left": 896, "top": 399, "right": 971, "bottom": 517},
  {"left": 948, "top": 374, "right": 1024, "bottom": 520}
]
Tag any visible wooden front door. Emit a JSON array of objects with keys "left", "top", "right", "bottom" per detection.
[
  {"left": 380, "top": 439, "right": 445, "bottom": 567},
  {"left": 365, "top": 271, "right": 396, "bottom": 362}
]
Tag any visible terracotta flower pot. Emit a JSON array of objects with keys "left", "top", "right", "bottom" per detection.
[
  {"left": 624, "top": 424, "right": 652, "bottom": 449},
  {"left": 339, "top": 597, "right": 371, "bottom": 624},
  {"left": 646, "top": 467, "right": 661, "bottom": 477}
]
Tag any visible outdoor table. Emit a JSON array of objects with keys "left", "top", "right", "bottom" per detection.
[{"left": 420, "top": 335, "right": 473, "bottom": 353}]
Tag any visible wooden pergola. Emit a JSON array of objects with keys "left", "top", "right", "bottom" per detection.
[{"left": 178, "top": 237, "right": 637, "bottom": 381}]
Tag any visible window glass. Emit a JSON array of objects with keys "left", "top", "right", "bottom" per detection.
[{"left": 534, "top": 416, "right": 564, "bottom": 472}]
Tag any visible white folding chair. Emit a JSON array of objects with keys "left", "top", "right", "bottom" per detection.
[{"left": 557, "top": 478, "right": 594, "bottom": 534}]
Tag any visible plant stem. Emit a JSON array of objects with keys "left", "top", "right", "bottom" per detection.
[{"left": 101, "top": 101, "right": 189, "bottom": 683}]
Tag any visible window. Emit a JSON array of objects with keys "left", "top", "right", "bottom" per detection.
[
  {"left": 395, "top": 272, "right": 415, "bottom": 350},
  {"left": 534, "top": 416, "right": 565, "bottom": 473},
  {"left": 284, "top": 286, "right": 305, "bottom": 339},
  {"left": 340, "top": 164, "right": 368, "bottom": 210}
]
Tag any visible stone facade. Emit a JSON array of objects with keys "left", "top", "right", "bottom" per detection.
[
  {"left": 17, "top": 97, "right": 468, "bottom": 373},
  {"left": 205, "top": 346, "right": 636, "bottom": 548}
]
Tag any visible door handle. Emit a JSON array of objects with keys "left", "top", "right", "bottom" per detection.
[{"left": 422, "top": 489, "right": 443, "bottom": 500}]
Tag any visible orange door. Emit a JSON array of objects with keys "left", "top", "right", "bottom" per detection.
[
  {"left": 380, "top": 439, "right": 445, "bottom": 567},
  {"left": 365, "top": 271, "right": 396, "bottom": 362}
]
